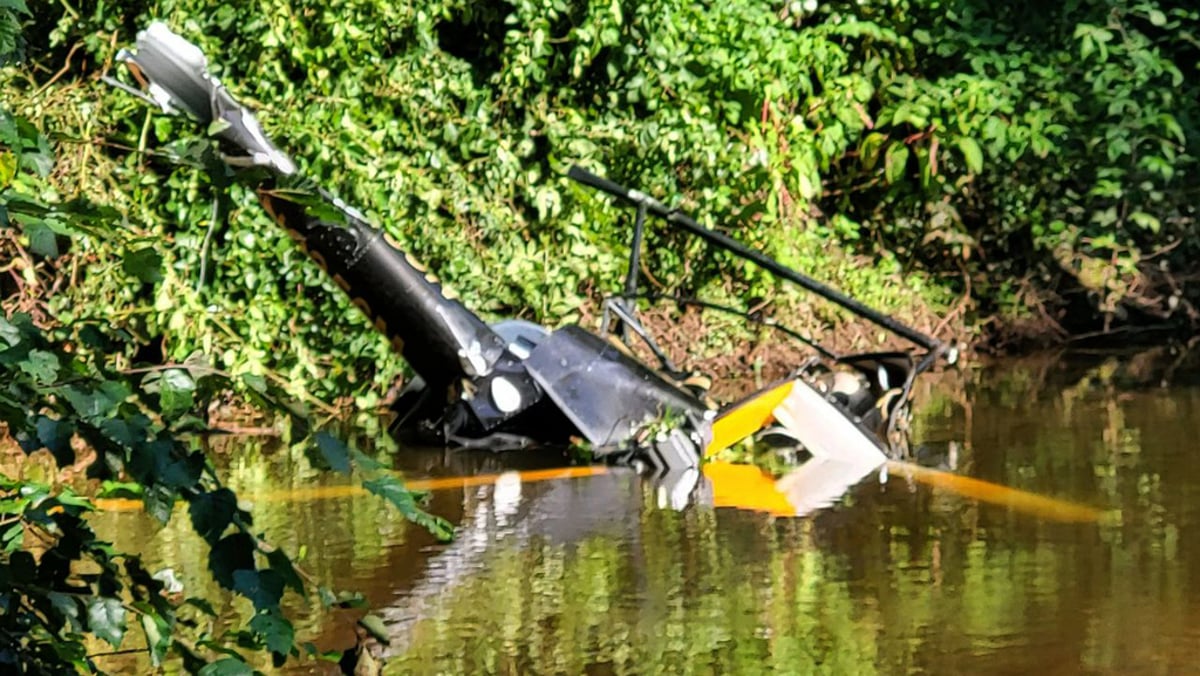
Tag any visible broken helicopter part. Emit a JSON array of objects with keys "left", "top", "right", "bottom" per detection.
[{"left": 116, "top": 22, "right": 952, "bottom": 478}]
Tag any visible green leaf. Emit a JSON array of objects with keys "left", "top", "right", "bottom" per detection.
[
  {"left": 364, "top": 475, "right": 454, "bottom": 541},
  {"left": 122, "top": 247, "right": 164, "bottom": 284},
  {"left": 350, "top": 448, "right": 384, "bottom": 471},
  {"left": 3, "top": 522, "right": 25, "bottom": 552},
  {"left": 87, "top": 597, "right": 127, "bottom": 648},
  {"left": 0, "top": 315, "right": 21, "bottom": 347},
  {"left": 140, "top": 609, "right": 172, "bottom": 666},
  {"left": 859, "top": 132, "right": 887, "bottom": 170},
  {"left": 198, "top": 658, "right": 254, "bottom": 676},
  {"left": 241, "top": 373, "right": 268, "bottom": 394},
  {"left": 884, "top": 143, "right": 909, "bottom": 185},
  {"left": 233, "top": 568, "right": 285, "bottom": 610},
  {"left": 142, "top": 484, "right": 178, "bottom": 524},
  {"left": 318, "top": 586, "right": 366, "bottom": 609},
  {"left": 62, "top": 381, "right": 130, "bottom": 421},
  {"left": 249, "top": 609, "right": 295, "bottom": 658},
  {"left": 19, "top": 349, "right": 59, "bottom": 384},
  {"left": 159, "top": 368, "right": 196, "bottom": 420},
  {"left": 47, "top": 592, "right": 83, "bottom": 632},
  {"left": 208, "top": 532, "right": 257, "bottom": 590},
  {"left": 1148, "top": 9, "right": 1167, "bottom": 26},
  {"left": 955, "top": 137, "right": 984, "bottom": 174},
  {"left": 34, "top": 416, "right": 74, "bottom": 467},
  {"left": 0, "top": 0, "right": 30, "bottom": 16},
  {"left": 1129, "top": 212, "right": 1161, "bottom": 234},
  {"left": 189, "top": 488, "right": 238, "bottom": 545},
  {"left": 315, "top": 432, "right": 351, "bottom": 474},
  {"left": 98, "top": 481, "right": 143, "bottom": 499},
  {"left": 24, "top": 220, "right": 59, "bottom": 257},
  {"left": 266, "top": 547, "right": 305, "bottom": 595}
]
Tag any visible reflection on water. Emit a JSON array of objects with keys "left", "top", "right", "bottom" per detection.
[{"left": 92, "top": 355, "right": 1200, "bottom": 674}]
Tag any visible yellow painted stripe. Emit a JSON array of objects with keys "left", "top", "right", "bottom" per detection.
[{"left": 705, "top": 380, "right": 795, "bottom": 457}]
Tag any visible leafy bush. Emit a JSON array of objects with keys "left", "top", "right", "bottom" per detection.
[
  {"left": 5, "top": 0, "right": 1198, "bottom": 390},
  {"left": 2, "top": 93, "right": 450, "bottom": 671}
]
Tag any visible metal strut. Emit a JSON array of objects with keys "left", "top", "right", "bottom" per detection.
[{"left": 567, "top": 165, "right": 949, "bottom": 361}]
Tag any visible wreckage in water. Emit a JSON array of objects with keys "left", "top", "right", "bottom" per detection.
[{"left": 116, "top": 23, "right": 956, "bottom": 485}]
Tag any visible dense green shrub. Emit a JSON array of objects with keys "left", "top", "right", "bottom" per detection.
[
  {"left": 2, "top": 71, "right": 449, "bottom": 671},
  {"left": 4, "top": 0, "right": 1197, "bottom": 400}
]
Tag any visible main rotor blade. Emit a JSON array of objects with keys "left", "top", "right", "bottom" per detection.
[
  {"left": 886, "top": 460, "right": 1106, "bottom": 523},
  {"left": 93, "top": 466, "right": 611, "bottom": 512}
]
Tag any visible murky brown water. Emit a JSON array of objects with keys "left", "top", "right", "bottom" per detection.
[{"left": 91, "top": 353, "right": 1200, "bottom": 674}]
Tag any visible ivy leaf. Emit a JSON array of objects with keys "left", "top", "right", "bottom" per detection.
[
  {"left": 266, "top": 547, "right": 305, "bottom": 595},
  {"left": 197, "top": 658, "right": 254, "bottom": 676},
  {"left": 62, "top": 382, "right": 129, "bottom": 421},
  {"left": 122, "top": 247, "right": 163, "bottom": 284},
  {"left": 35, "top": 416, "right": 74, "bottom": 467},
  {"left": 19, "top": 349, "right": 58, "bottom": 384},
  {"left": 315, "top": 432, "right": 351, "bottom": 474},
  {"left": 159, "top": 368, "right": 196, "bottom": 420},
  {"left": 232, "top": 568, "right": 284, "bottom": 610},
  {"left": 47, "top": 592, "right": 82, "bottom": 632},
  {"left": 189, "top": 488, "right": 238, "bottom": 545},
  {"left": 249, "top": 609, "right": 295, "bottom": 661},
  {"left": 209, "top": 532, "right": 257, "bottom": 590},
  {"left": 23, "top": 219, "right": 59, "bottom": 257},
  {"left": 142, "top": 484, "right": 177, "bottom": 524},
  {"left": 87, "top": 597, "right": 127, "bottom": 648}
]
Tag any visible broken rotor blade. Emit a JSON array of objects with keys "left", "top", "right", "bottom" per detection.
[{"left": 885, "top": 460, "right": 1107, "bottom": 524}]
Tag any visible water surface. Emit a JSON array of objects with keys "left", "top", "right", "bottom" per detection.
[{"left": 93, "top": 354, "right": 1200, "bottom": 674}]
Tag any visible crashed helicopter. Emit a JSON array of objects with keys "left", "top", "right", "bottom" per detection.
[{"left": 114, "top": 22, "right": 956, "bottom": 488}]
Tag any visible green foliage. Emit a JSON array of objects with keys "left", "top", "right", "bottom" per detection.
[
  {"left": 6, "top": 0, "right": 958, "bottom": 405},
  {"left": 0, "top": 106, "right": 449, "bottom": 671},
  {"left": 8, "top": 0, "right": 1185, "bottom": 392}
]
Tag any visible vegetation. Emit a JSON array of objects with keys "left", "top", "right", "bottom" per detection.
[
  {"left": 2, "top": 0, "right": 1199, "bottom": 671},
  {"left": 2, "top": 38, "right": 451, "bottom": 671},
  {"left": 2, "top": 0, "right": 1193, "bottom": 402}
]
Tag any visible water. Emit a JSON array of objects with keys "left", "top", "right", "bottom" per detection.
[{"left": 91, "top": 353, "right": 1200, "bottom": 674}]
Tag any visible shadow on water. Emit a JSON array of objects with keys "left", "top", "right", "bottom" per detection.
[{"left": 91, "top": 352, "right": 1200, "bottom": 674}]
